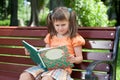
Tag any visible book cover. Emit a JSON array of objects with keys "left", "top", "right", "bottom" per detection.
[{"left": 22, "top": 40, "right": 74, "bottom": 70}]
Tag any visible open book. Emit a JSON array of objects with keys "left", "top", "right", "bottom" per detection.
[{"left": 22, "top": 40, "right": 74, "bottom": 70}]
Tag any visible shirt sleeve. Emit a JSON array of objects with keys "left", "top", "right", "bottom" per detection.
[
  {"left": 44, "top": 33, "right": 50, "bottom": 44},
  {"left": 72, "top": 34, "right": 85, "bottom": 47}
]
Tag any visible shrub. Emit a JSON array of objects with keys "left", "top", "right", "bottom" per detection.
[
  {"left": 0, "top": 20, "right": 10, "bottom": 26},
  {"left": 74, "top": 0, "right": 109, "bottom": 27}
]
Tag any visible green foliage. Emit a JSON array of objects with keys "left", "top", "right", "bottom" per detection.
[
  {"left": 74, "top": 0, "right": 109, "bottom": 27},
  {"left": 0, "top": 20, "right": 10, "bottom": 26},
  {"left": 108, "top": 20, "right": 117, "bottom": 27},
  {"left": 0, "top": 0, "right": 8, "bottom": 19},
  {"left": 116, "top": 42, "right": 120, "bottom": 80},
  {"left": 64, "top": 0, "right": 75, "bottom": 8},
  {"left": 18, "top": 0, "right": 30, "bottom": 26},
  {"left": 39, "top": 8, "right": 49, "bottom": 26}
]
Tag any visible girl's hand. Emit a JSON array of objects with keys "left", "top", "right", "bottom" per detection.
[
  {"left": 24, "top": 48, "right": 30, "bottom": 55},
  {"left": 67, "top": 55, "right": 76, "bottom": 63}
]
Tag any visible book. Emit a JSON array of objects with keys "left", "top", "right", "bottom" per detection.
[{"left": 22, "top": 40, "right": 74, "bottom": 70}]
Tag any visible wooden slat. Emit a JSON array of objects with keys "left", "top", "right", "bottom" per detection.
[
  {"left": 84, "top": 40, "right": 113, "bottom": 49},
  {"left": 0, "top": 71, "right": 19, "bottom": 80},
  {"left": 78, "top": 30, "right": 115, "bottom": 39},
  {"left": 0, "top": 51, "right": 112, "bottom": 65},
  {"left": 73, "top": 62, "right": 110, "bottom": 72},
  {"left": 0, "top": 38, "right": 45, "bottom": 46},
  {"left": 71, "top": 71, "right": 109, "bottom": 80},
  {"left": 0, "top": 56, "right": 110, "bottom": 72},
  {"left": 0, "top": 63, "right": 109, "bottom": 78},
  {"left": 0, "top": 30, "right": 47, "bottom": 37},
  {"left": 0, "top": 63, "right": 30, "bottom": 72},
  {"left": 0, "top": 26, "right": 47, "bottom": 31},
  {"left": 0, "top": 48, "right": 25, "bottom": 55},
  {"left": 0, "top": 38, "right": 113, "bottom": 49},
  {"left": 0, "top": 56, "right": 35, "bottom": 65},
  {"left": 83, "top": 52, "right": 112, "bottom": 60},
  {"left": 2, "top": 71, "right": 108, "bottom": 80},
  {"left": 0, "top": 48, "right": 112, "bottom": 60},
  {"left": 0, "top": 27, "right": 116, "bottom": 39},
  {"left": 0, "top": 27, "right": 48, "bottom": 37},
  {"left": 0, "top": 63, "right": 31, "bottom": 73}
]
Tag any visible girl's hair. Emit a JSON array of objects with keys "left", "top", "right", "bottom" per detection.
[{"left": 47, "top": 7, "right": 78, "bottom": 38}]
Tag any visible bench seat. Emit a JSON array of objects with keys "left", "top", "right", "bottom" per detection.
[{"left": 0, "top": 26, "right": 119, "bottom": 80}]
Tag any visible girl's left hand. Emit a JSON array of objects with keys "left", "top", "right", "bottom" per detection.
[{"left": 67, "top": 55, "right": 76, "bottom": 63}]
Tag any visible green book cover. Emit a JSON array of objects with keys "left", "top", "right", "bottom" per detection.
[{"left": 22, "top": 40, "right": 74, "bottom": 70}]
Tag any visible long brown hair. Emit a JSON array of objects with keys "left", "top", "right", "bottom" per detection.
[{"left": 47, "top": 7, "right": 78, "bottom": 38}]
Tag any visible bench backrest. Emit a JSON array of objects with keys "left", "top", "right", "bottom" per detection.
[{"left": 0, "top": 27, "right": 119, "bottom": 80}]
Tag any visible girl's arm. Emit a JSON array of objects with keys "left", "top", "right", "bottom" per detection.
[
  {"left": 45, "top": 44, "right": 50, "bottom": 48},
  {"left": 68, "top": 46, "right": 83, "bottom": 64},
  {"left": 24, "top": 48, "right": 30, "bottom": 55}
]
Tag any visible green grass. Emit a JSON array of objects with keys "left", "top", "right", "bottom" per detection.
[{"left": 116, "top": 42, "right": 120, "bottom": 80}]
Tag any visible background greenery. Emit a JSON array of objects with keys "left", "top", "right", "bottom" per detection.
[
  {"left": 0, "top": 0, "right": 119, "bottom": 27},
  {"left": 0, "top": 0, "right": 120, "bottom": 79},
  {"left": 116, "top": 43, "right": 120, "bottom": 80}
]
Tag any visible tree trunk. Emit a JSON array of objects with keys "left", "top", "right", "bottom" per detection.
[
  {"left": 28, "top": 0, "right": 40, "bottom": 27},
  {"left": 115, "top": 0, "right": 120, "bottom": 26},
  {"left": 49, "top": 0, "right": 64, "bottom": 10},
  {"left": 10, "top": 0, "right": 18, "bottom": 26}
]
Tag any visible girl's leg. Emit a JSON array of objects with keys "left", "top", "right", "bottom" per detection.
[
  {"left": 19, "top": 72, "right": 34, "bottom": 80},
  {"left": 41, "top": 75, "right": 54, "bottom": 80}
]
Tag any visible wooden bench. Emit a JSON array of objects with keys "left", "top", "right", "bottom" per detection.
[{"left": 0, "top": 26, "right": 119, "bottom": 80}]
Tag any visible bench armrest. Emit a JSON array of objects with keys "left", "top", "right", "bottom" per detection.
[{"left": 85, "top": 60, "right": 113, "bottom": 80}]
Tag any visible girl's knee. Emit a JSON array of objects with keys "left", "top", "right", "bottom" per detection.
[
  {"left": 19, "top": 72, "right": 34, "bottom": 80},
  {"left": 41, "top": 75, "right": 54, "bottom": 80}
]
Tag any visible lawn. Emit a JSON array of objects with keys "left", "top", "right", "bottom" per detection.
[{"left": 116, "top": 42, "right": 120, "bottom": 80}]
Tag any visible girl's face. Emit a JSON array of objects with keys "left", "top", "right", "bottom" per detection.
[{"left": 53, "top": 20, "right": 69, "bottom": 36}]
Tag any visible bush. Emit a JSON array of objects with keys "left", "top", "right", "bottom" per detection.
[
  {"left": 74, "top": 0, "right": 109, "bottom": 27},
  {"left": 0, "top": 20, "right": 10, "bottom": 26}
]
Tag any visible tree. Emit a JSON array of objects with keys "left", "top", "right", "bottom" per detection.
[
  {"left": 0, "top": 0, "right": 7, "bottom": 19},
  {"left": 28, "top": 0, "right": 44, "bottom": 26},
  {"left": 49, "top": 0, "right": 64, "bottom": 10},
  {"left": 115, "top": 0, "right": 120, "bottom": 26},
  {"left": 10, "top": 0, "right": 18, "bottom": 26},
  {"left": 101, "top": 0, "right": 120, "bottom": 26}
]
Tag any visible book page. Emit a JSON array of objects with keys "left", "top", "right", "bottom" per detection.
[{"left": 39, "top": 46, "right": 74, "bottom": 70}]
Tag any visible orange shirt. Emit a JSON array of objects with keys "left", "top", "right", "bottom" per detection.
[
  {"left": 44, "top": 33, "right": 85, "bottom": 73},
  {"left": 44, "top": 33, "right": 85, "bottom": 55}
]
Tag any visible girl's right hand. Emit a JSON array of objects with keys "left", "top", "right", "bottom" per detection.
[{"left": 24, "top": 48, "right": 30, "bottom": 55}]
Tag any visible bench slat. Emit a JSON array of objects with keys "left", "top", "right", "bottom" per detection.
[
  {"left": 71, "top": 71, "right": 109, "bottom": 80},
  {"left": 78, "top": 30, "right": 115, "bottom": 39},
  {"left": 0, "top": 38, "right": 45, "bottom": 46},
  {"left": 84, "top": 40, "right": 113, "bottom": 49},
  {"left": 0, "top": 27, "right": 115, "bottom": 39},
  {"left": 0, "top": 71, "right": 19, "bottom": 80},
  {"left": 73, "top": 62, "right": 110, "bottom": 72},
  {"left": 83, "top": 52, "right": 112, "bottom": 60},
  {"left": 0, "top": 56, "right": 35, "bottom": 65},
  {"left": 0, "top": 52, "right": 112, "bottom": 62},
  {"left": 0, "top": 57, "right": 110, "bottom": 72},
  {"left": 0, "top": 38, "right": 113, "bottom": 49},
  {"left": 0, "top": 29, "right": 47, "bottom": 37},
  {"left": 0, "top": 48, "right": 24, "bottom": 55},
  {"left": 0, "top": 63, "right": 30, "bottom": 72}
]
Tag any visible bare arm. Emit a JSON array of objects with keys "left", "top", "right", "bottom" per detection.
[
  {"left": 68, "top": 46, "right": 83, "bottom": 64},
  {"left": 45, "top": 44, "right": 50, "bottom": 48}
]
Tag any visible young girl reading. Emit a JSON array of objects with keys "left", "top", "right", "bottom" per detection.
[{"left": 19, "top": 7, "right": 85, "bottom": 80}]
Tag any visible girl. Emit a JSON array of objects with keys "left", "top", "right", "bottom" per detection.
[{"left": 19, "top": 7, "right": 85, "bottom": 80}]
